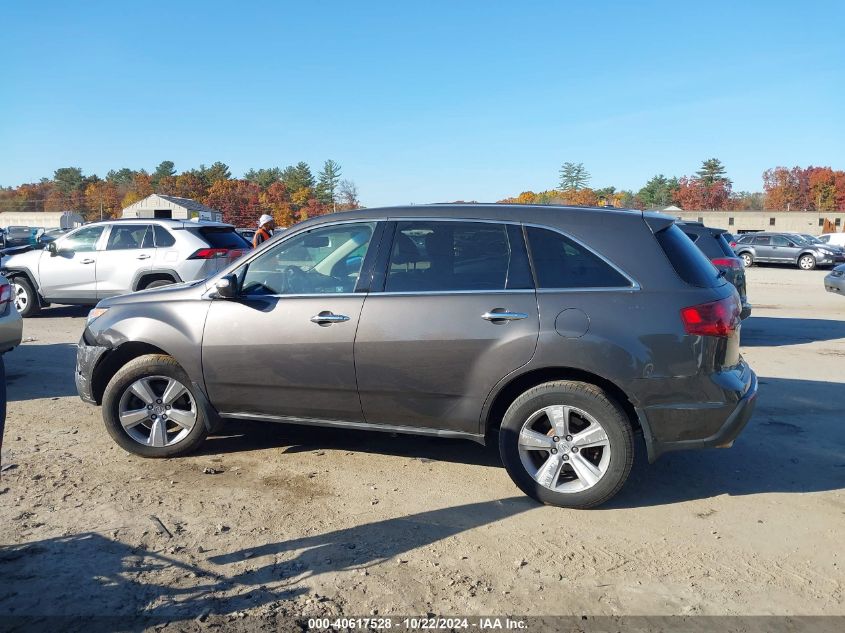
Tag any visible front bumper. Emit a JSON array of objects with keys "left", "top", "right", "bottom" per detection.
[
  {"left": 75, "top": 339, "right": 110, "bottom": 404},
  {"left": 638, "top": 362, "right": 758, "bottom": 461}
]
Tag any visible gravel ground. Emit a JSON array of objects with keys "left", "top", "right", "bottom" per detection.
[{"left": 1, "top": 265, "right": 843, "bottom": 629}]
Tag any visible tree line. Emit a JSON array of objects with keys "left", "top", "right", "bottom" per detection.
[
  {"left": 499, "top": 159, "right": 845, "bottom": 212},
  {"left": 0, "top": 160, "right": 360, "bottom": 227}
]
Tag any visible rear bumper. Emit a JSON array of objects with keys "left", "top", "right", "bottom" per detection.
[
  {"left": 75, "top": 339, "right": 110, "bottom": 404},
  {"left": 0, "top": 309, "right": 22, "bottom": 353},
  {"left": 740, "top": 301, "right": 752, "bottom": 320},
  {"left": 637, "top": 362, "right": 758, "bottom": 462}
]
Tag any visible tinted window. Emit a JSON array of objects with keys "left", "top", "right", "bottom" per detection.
[
  {"left": 385, "top": 221, "right": 531, "bottom": 292},
  {"left": 753, "top": 236, "right": 771, "bottom": 245},
  {"left": 771, "top": 236, "right": 790, "bottom": 247},
  {"left": 683, "top": 232, "right": 700, "bottom": 243},
  {"left": 59, "top": 226, "right": 105, "bottom": 252},
  {"left": 654, "top": 224, "right": 720, "bottom": 288},
  {"left": 242, "top": 222, "right": 375, "bottom": 295},
  {"left": 196, "top": 227, "right": 250, "bottom": 249},
  {"left": 526, "top": 227, "right": 631, "bottom": 289},
  {"left": 715, "top": 233, "right": 735, "bottom": 257},
  {"left": 106, "top": 225, "right": 149, "bottom": 250},
  {"left": 154, "top": 225, "right": 176, "bottom": 247}
]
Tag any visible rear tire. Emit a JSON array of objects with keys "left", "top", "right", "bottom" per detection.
[
  {"left": 798, "top": 254, "right": 816, "bottom": 270},
  {"left": 740, "top": 252, "right": 753, "bottom": 268},
  {"left": 12, "top": 278, "right": 40, "bottom": 318},
  {"left": 499, "top": 381, "right": 634, "bottom": 509},
  {"left": 102, "top": 354, "right": 208, "bottom": 458}
]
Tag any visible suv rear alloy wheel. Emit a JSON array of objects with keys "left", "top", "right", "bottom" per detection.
[
  {"left": 740, "top": 252, "right": 753, "bottom": 268},
  {"left": 102, "top": 354, "right": 207, "bottom": 457},
  {"left": 12, "top": 278, "right": 40, "bottom": 317},
  {"left": 798, "top": 254, "right": 816, "bottom": 270},
  {"left": 142, "top": 279, "right": 175, "bottom": 290},
  {"left": 499, "top": 381, "right": 633, "bottom": 509}
]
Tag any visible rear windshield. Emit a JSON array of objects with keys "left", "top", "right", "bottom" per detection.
[
  {"left": 193, "top": 227, "right": 251, "bottom": 249},
  {"left": 655, "top": 224, "right": 722, "bottom": 288}
]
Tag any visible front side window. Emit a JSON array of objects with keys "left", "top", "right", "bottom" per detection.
[
  {"left": 106, "top": 225, "right": 150, "bottom": 250},
  {"left": 58, "top": 226, "right": 105, "bottom": 252},
  {"left": 527, "top": 226, "right": 631, "bottom": 289},
  {"left": 385, "top": 221, "right": 531, "bottom": 292},
  {"left": 241, "top": 222, "right": 375, "bottom": 295}
]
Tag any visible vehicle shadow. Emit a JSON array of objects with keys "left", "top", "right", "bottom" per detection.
[
  {"left": 741, "top": 316, "right": 845, "bottom": 346},
  {"left": 0, "top": 497, "right": 532, "bottom": 622},
  {"left": 201, "top": 419, "right": 502, "bottom": 468},
  {"left": 4, "top": 343, "right": 79, "bottom": 401},
  {"left": 606, "top": 376, "right": 845, "bottom": 508}
]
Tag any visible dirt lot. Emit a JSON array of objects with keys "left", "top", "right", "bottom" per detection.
[{"left": 1, "top": 266, "right": 843, "bottom": 628}]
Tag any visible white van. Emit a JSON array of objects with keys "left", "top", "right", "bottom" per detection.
[{"left": 818, "top": 233, "right": 845, "bottom": 247}]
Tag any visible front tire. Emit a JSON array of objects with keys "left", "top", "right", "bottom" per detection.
[
  {"left": 102, "top": 354, "right": 208, "bottom": 458},
  {"left": 499, "top": 381, "right": 634, "bottom": 509},
  {"left": 798, "top": 254, "right": 816, "bottom": 270},
  {"left": 12, "top": 278, "right": 40, "bottom": 317}
]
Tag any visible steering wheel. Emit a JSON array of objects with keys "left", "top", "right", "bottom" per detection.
[{"left": 282, "top": 265, "right": 309, "bottom": 294}]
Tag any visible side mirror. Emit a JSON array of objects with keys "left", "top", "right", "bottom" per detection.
[
  {"left": 214, "top": 274, "right": 239, "bottom": 299},
  {"left": 47, "top": 242, "right": 58, "bottom": 256}
]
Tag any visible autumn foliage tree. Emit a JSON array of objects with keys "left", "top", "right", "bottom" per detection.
[{"left": 204, "top": 179, "right": 262, "bottom": 227}]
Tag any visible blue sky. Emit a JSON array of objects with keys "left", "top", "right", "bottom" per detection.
[{"left": 2, "top": 0, "right": 844, "bottom": 206}]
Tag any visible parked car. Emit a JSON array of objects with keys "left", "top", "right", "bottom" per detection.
[
  {"left": 678, "top": 221, "right": 751, "bottom": 319},
  {"left": 788, "top": 233, "right": 845, "bottom": 262},
  {"left": 75, "top": 205, "right": 757, "bottom": 509},
  {"left": 817, "top": 233, "right": 845, "bottom": 248},
  {"left": 824, "top": 265, "right": 845, "bottom": 295},
  {"left": 1, "top": 219, "right": 251, "bottom": 317},
  {"left": 732, "top": 232, "right": 838, "bottom": 270},
  {"left": 0, "top": 274, "right": 23, "bottom": 458},
  {"left": 2, "top": 226, "right": 36, "bottom": 250}
]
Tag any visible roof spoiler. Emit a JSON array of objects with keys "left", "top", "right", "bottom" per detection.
[{"left": 642, "top": 211, "right": 676, "bottom": 234}]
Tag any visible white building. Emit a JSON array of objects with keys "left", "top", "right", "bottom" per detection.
[
  {"left": 664, "top": 209, "right": 845, "bottom": 234},
  {"left": 122, "top": 194, "right": 223, "bottom": 223},
  {"left": 0, "top": 211, "right": 84, "bottom": 229}
]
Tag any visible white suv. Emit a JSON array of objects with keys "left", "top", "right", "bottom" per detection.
[{"left": 1, "top": 219, "right": 251, "bottom": 317}]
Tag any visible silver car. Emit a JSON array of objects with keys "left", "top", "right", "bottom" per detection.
[
  {"left": 0, "top": 274, "right": 23, "bottom": 455},
  {"left": 1, "top": 219, "right": 250, "bottom": 317},
  {"left": 824, "top": 265, "right": 845, "bottom": 295}
]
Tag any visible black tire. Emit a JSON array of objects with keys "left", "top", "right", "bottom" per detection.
[
  {"left": 739, "top": 252, "right": 754, "bottom": 268},
  {"left": 797, "top": 254, "right": 816, "bottom": 270},
  {"left": 102, "top": 354, "right": 208, "bottom": 458},
  {"left": 499, "top": 381, "right": 634, "bottom": 509},
  {"left": 141, "top": 279, "right": 175, "bottom": 290},
  {"left": 12, "top": 277, "right": 41, "bottom": 318},
  {"left": 0, "top": 355, "right": 6, "bottom": 458}
]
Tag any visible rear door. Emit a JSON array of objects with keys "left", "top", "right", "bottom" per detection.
[
  {"left": 752, "top": 235, "right": 773, "bottom": 261},
  {"left": 96, "top": 224, "right": 155, "bottom": 298},
  {"left": 354, "top": 220, "right": 539, "bottom": 434},
  {"left": 37, "top": 225, "right": 105, "bottom": 302}
]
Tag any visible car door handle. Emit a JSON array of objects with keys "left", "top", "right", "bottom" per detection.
[
  {"left": 80, "top": 258, "right": 95, "bottom": 264},
  {"left": 482, "top": 310, "right": 529, "bottom": 322},
  {"left": 310, "top": 311, "right": 350, "bottom": 325},
  {"left": 137, "top": 254, "right": 151, "bottom": 260}
]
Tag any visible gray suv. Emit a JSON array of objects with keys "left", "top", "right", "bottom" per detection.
[
  {"left": 75, "top": 205, "right": 758, "bottom": 508},
  {"left": 1, "top": 219, "right": 250, "bottom": 317},
  {"left": 732, "top": 232, "right": 837, "bottom": 270}
]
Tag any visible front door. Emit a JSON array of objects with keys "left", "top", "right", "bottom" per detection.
[
  {"left": 354, "top": 220, "right": 539, "bottom": 434},
  {"left": 96, "top": 224, "right": 155, "bottom": 298},
  {"left": 202, "top": 221, "right": 381, "bottom": 421},
  {"left": 38, "top": 225, "right": 106, "bottom": 302},
  {"left": 770, "top": 235, "right": 798, "bottom": 263}
]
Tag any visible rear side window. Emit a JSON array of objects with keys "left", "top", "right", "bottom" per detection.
[
  {"left": 196, "top": 227, "right": 250, "bottom": 249},
  {"left": 154, "top": 225, "right": 176, "bottom": 247},
  {"left": 386, "top": 221, "right": 532, "bottom": 292},
  {"left": 753, "top": 236, "right": 771, "bottom": 245},
  {"left": 654, "top": 224, "right": 721, "bottom": 288},
  {"left": 106, "top": 225, "right": 149, "bottom": 250},
  {"left": 526, "top": 227, "right": 631, "bottom": 289}
]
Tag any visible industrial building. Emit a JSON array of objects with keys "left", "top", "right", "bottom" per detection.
[
  {"left": 668, "top": 210, "right": 845, "bottom": 234},
  {"left": 122, "top": 194, "right": 223, "bottom": 223}
]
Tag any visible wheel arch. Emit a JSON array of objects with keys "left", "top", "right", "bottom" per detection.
[
  {"left": 482, "top": 366, "right": 642, "bottom": 442},
  {"left": 4, "top": 267, "right": 39, "bottom": 291},
  {"left": 132, "top": 269, "right": 182, "bottom": 292},
  {"left": 90, "top": 342, "right": 170, "bottom": 404}
]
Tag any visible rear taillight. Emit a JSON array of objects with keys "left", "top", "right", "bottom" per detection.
[
  {"left": 0, "top": 283, "right": 11, "bottom": 306},
  {"left": 189, "top": 248, "right": 230, "bottom": 260},
  {"left": 711, "top": 257, "right": 743, "bottom": 270},
  {"left": 681, "top": 295, "right": 741, "bottom": 337},
  {"left": 729, "top": 241, "right": 737, "bottom": 248}
]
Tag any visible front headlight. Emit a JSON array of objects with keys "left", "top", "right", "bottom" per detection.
[{"left": 87, "top": 307, "right": 109, "bottom": 324}]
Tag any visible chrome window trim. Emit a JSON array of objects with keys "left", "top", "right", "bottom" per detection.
[
  {"left": 374, "top": 289, "right": 536, "bottom": 297},
  {"left": 239, "top": 292, "right": 365, "bottom": 300}
]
